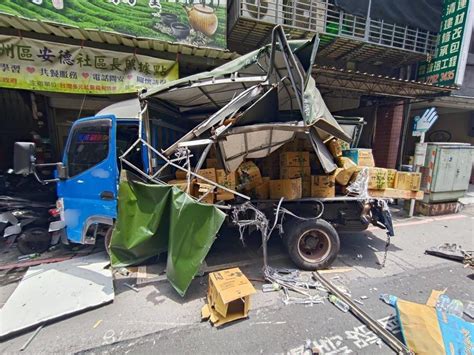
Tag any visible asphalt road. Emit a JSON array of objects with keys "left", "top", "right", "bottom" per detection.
[
  {"left": 1, "top": 205, "right": 473, "bottom": 354},
  {"left": 82, "top": 264, "right": 473, "bottom": 354}
]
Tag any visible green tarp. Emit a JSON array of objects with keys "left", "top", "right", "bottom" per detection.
[{"left": 110, "top": 176, "right": 226, "bottom": 296}]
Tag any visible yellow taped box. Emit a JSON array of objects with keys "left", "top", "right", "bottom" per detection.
[
  {"left": 369, "top": 188, "right": 424, "bottom": 200},
  {"left": 168, "top": 179, "right": 196, "bottom": 195},
  {"left": 251, "top": 177, "right": 270, "bottom": 199},
  {"left": 279, "top": 162, "right": 311, "bottom": 196},
  {"left": 237, "top": 161, "right": 263, "bottom": 190},
  {"left": 311, "top": 175, "right": 336, "bottom": 198},
  {"left": 280, "top": 152, "right": 310, "bottom": 167},
  {"left": 386, "top": 169, "right": 397, "bottom": 188},
  {"left": 197, "top": 168, "right": 217, "bottom": 183},
  {"left": 269, "top": 178, "right": 302, "bottom": 200},
  {"left": 201, "top": 268, "right": 256, "bottom": 327},
  {"left": 394, "top": 172, "right": 421, "bottom": 191},
  {"left": 334, "top": 167, "right": 359, "bottom": 186},
  {"left": 367, "top": 167, "right": 388, "bottom": 190},
  {"left": 216, "top": 169, "right": 236, "bottom": 200},
  {"left": 196, "top": 182, "right": 215, "bottom": 204},
  {"left": 336, "top": 156, "right": 357, "bottom": 169},
  {"left": 342, "top": 149, "right": 375, "bottom": 167},
  {"left": 325, "top": 138, "right": 342, "bottom": 157}
]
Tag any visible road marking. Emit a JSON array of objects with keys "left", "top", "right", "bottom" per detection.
[{"left": 368, "top": 214, "right": 467, "bottom": 231}]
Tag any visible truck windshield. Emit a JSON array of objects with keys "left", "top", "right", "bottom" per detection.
[{"left": 67, "top": 121, "right": 110, "bottom": 177}]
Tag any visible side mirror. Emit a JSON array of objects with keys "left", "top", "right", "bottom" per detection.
[
  {"left": 13, "top": 142, "right": 36, "bottom": 175},
  {"left": 57, "top": 163, "right": 68, "bottom": 179}
]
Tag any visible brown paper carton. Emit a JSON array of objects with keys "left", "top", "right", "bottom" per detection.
[
  {"left": 215, "top": 170, "right": 236, "bottom": 200},
  {"left": 206, "top": 158, "right": 219, "bottom": 169},
  {"left": 201, "top": 268, "right": 256, "bottom": 327},
  {"left": 280, "top": 152, "right": 310, "bottom": 167},
  {"left": 197, "top": 168, "right": 217, "bottom": 183},
  {"left": 394, "top": 172, "right": 421, "bottom": 191},
  {"left": 280, "top": 165, "right": 311, "bottom": 180},
  {"left": 237, "top": 161, "right": 263, "bottom": 190},
  {"left": 336, "top": 156, "right": 357, "bottom": 169},
  {"left": 367, "top": 167, "right": 388, "bottom": 190},
  {"left": 334, "top": 167, "right": 358, "bottom": 186},
  {"left": 387, "top": 169, "right": 397, "bottom": 188},
  {"left": 342, "top": 149, "right": 375, "bottom": 167},
  {"left": 269, "top": 178, "right": 302, "bottom": 200},
  {"left": 311, "top": 175, "right": 336, "bottom": 198},
  {"left": 325, "top": 138, "right": 342, "bottom": 157},
  {"left": 196, "top": 182, "right": 215, "bottom": 204},
  {"left": 302, "top": 177, "right": 311, "bottom": 197},
  {"left": 175, "top": 170, "right": 188, "bottom": 180},
  {"left": 252, "top": 177, "right": 270, "bottom": 199}
]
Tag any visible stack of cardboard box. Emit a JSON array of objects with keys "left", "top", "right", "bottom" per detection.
[{"left": 167, "top": 136, "right": 424, "bottom": 203}]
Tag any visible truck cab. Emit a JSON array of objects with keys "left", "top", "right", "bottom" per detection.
[{"left": 52, "top": 98, "right": 184, "bottom": 246}]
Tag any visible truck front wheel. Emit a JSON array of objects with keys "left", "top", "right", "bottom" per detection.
[{"left": 285, "top": 219, "right": 340, "bottom": 270}]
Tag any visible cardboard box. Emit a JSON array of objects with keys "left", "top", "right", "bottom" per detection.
[
  {"left": 342, "top": 149, "right": 375, "bottom": 167},
  {"left": 269, "top": 178, "right": 302, "bottom": 200},
  {"left": 258, "top": 152, "right": 280, "bottom": 179},
  {"left": 336, "top": 156, "right": 357, "bottom": 169},
  {"left": 334, "top": 167, "right": 358, "bottom": 186},
  {"left": 302, "top": 177, "right": 311, "bottom": 197},
  {"left": 175, "top": 170, "right": 188, "bottom": 180},
  {"left": 311, "top": 175, "right": 336, "bottom": 198},
  {"left": 237, "top": 161, "right": 263, "bottom": 190},
  {"left": 169, "top": 179, "right": 197, "bottom": 195},
  {"left": 206, "top": 158, "right": 219, "bottom": 169},
  {"left": 201, "top": 268, "right": 256, "bottom": 327},
  {"left": 369, "top": 188, "right": 424, "bottom": 200},
  {"left": 251, "top": 177, "right": 270, "bottom": 199},
  {"left": 367, "top": 167, "right": 388, "bottom": 190},
  {"left": 197, "top": 168, "right": 217, "bottom": 183},
  {"left": 216, "top": 191, "right": 234, "bottom": 201},
  {"left": 216, "top": 170, "right": 236, "bottom": 190},
  {"left": 280, "top": 165, "right": 311, "bottom": 180},
  {"left": 280, "top": 152, "right": 310, "bottom": 167},
  {"left": 387, "top": 169, "right": 397, "bottom": 188},
  {"left": 325, "top": 138, "right": 342, "bottom": 157},
  {"left": 394, "top": 172, "right": 421, "bottom": 191},
  {"left": 196, "top": 182, "right": 215, "bottom": 204}
]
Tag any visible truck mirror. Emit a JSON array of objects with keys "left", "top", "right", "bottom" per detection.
[
  {"left": 57, "top": 163, "right": 68, "bottom": 179},
  {"left": 13, "top": 142, "right": 36, "bottom": 175}
]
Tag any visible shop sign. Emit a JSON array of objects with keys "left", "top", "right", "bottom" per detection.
[
  {"left": 0, "top": 35, "right": 178, "bottom": 94},
  {"left": 0, "top": 0, "right": 226, "bottom": 49},
  {"left": 417, "top": 0, "right": 472, "bottom": 86}
]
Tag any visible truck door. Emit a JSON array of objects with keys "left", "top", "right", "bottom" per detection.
[{"left": 57, "top": 115, "right": 117, "bottom": 244}]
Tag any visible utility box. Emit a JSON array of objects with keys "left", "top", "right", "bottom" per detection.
[{"left": 420, "top": 143, "right": 474, "bottom": 203}]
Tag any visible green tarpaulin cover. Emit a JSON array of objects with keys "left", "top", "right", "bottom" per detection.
[{"left": 110, "top": 176, "right": 226, "bottom": 296}]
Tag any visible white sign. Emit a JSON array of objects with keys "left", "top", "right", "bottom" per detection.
[{"left": 413, "top": 107, "right": 438, "bottom": 136}]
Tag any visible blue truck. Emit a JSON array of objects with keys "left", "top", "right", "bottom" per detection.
[{"left": 8, "top": 28, "right": 394, "bottom": 270}]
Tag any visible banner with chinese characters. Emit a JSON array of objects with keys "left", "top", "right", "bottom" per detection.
[
  {"left": 0, "top": 35, "right": 178, "bottom": 94},
  {"left": 0, "top": 0, "right": 226, "bottom": 49},
  {"left": 417, "top": 0, "right": 472, "bottom": 86}
]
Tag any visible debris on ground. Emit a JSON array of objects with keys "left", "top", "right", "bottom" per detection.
[
  {"left": 312, "top": 271, "right": 411, "bottom": 354},
  {"left": 124, "top": 283, "right": 140, "bottom": 293},
  {"left": 201, "top": 268, "right": 256, "bottom": 327},
  {"left": 19, "top": 325, "right": 43, "bottom": 351},
  {"left": 0, "top": 252, "right": 113, "bottom": 338},
  {"left": 425, "top": 243, "right": 467, "bottom": 263},
  {"left": 380, "top": 290, "right": 474, "bottom": 354}
]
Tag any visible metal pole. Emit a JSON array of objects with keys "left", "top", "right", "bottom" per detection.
[
  {"left": 408, "top": 132, "right": 424, "bottom": 217},
  {"left": 397, "top": 99, "right": 412, "bottom": 171},
  {"left": 364, "top": 0, "right": 372, "bottom": 40}
]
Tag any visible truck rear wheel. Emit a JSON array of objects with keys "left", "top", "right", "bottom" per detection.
[{"left": 285, "top": 219, "right": 340, "bottom": 270}]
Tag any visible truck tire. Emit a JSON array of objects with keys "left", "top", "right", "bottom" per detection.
[
  {"left": 285, "top": 219, "right": 340, "bottom": 270},
  {"left": 17, "top": 227, "right": 51, "bottom": 255}
]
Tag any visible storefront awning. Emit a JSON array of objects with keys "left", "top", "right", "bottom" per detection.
[{"left": 313, "top": 65, "right": 456, "bottom": 98}]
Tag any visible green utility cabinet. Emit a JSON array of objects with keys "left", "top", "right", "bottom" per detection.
[{"left": 421, "top": 143, "right": 474, "bottom": 203}]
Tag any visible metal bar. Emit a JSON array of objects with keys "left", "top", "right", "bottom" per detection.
[
  {"left": 141, "top": 139, "right": 250, "bottom": 200},
  {"left": 20, "top": 325, "right": 44, "bottom": 351},
  {"left": 198, "top": 86, "right": 221, "bottom": 109},
  {"left": 194, "top": 143, "right": 213, "bottom": 173},
  {"left": 312, "top": 271, "right": 412, "bottom": 354}
]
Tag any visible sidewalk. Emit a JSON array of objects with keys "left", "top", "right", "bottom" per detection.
[{"left": 1, "top": 206, "right": 473, "bottom": 353}]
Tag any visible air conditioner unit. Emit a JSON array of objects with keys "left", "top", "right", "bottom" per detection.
[
  {"left": 283, "top": 0, "right": 326, "bottom": 33},
  {"left": 241, "top": 0, "right": 284, "bottom": 24}
]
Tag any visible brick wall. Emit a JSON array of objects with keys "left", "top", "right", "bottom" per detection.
[{"left": 373, "top": 101, "right": 404, "bottom": 169}]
